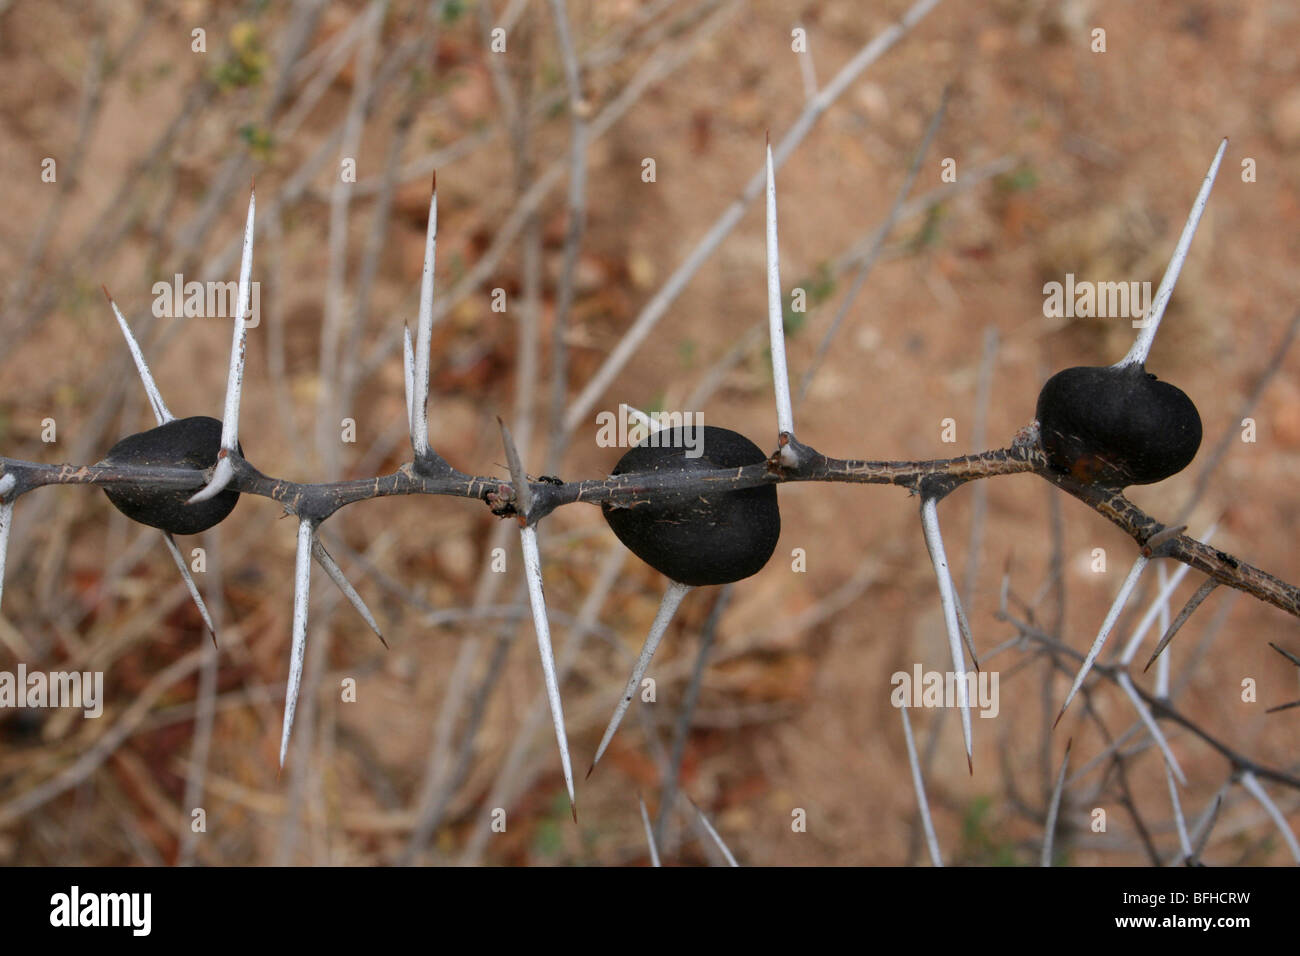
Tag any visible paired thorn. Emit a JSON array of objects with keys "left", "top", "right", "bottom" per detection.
[
  {"left": 765, "top": 135, "right": 801, "bottom": 471},
  {"left": 162, "top": 533, "right": 217, "bottom": 644},
  {"left": 1055, "top": 556, "right": 1148, "bottom": 727},
  {"left": 106, "top": 288, "right": 219, "bottom": 646},
  {"left": 104, "top": 287, "right": 173, "bottom": 425},
  {"left": 498, "top": 417, "right": 575, "bottom": 820},
  {"left": 1117, "top": 138, "right": 1228, "bottom": 369},
  {"left": 1120, "top": 526, "right": 1215, "bottom": 666},
  {"left": 918, "top": 497, "right": 973, "bottom": 773},
  {"left": 411, "top": 173, "right": 438, "bottom": 460},
  {"left": 191, "top": 186, "right": 257, "bottom": 505},
  {"left": 280, "top": 516, "right": 316, "bottom": 768},
  {"left": 1060, "top": 525, "right": 1214, "bottom": 726},
  {"left": 765, "top": 139, "right": 795, "bottom": 442},
  {"left": 312, "top": 537, "right": 386, "bottom": 647},
  {"left": 402, "top": 324, "right": 415, "bottom": 439},
  {"left": 588, "top": 579, "right": 693, "bottom": 779},
  {"left": 519, "top": 524, "right": 576, "bottom": 821}
]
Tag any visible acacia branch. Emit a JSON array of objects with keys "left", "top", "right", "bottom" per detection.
[{"left": 3, "top": 427, "right": 1299, "bottom": 622}]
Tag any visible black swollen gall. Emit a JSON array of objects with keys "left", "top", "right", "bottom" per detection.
[
  {"left": 1035, "top": 364, "right": 1202, "bottom": 487},
  {"left": 100, "top": 416, "right": 242, "bottom": 535},
  {"left": 601, "top": 425, "right": 780, "bottom": 586}
]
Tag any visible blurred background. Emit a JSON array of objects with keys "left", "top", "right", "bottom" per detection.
[{"left": 0, "top": 0, "right": 1297, "bottom": 865}]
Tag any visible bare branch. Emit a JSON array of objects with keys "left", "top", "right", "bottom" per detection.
[
  {"left": 900, "top": 704, "right": 943, "bottom": 866},
  {"left": 688, "top": 796, "right": 739, "bottom": 867},
  {"left": 638, "top": 794, "right": 662, "bottom": 867},
  {"left": 1041, "top": 738, "right": 1071, "bottom": 866},
  {"left": 1238, "top": 771, "right": 1300, "bottom": 863}
]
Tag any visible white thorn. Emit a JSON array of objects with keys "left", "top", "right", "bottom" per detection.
[
  {"left": 105, "top": 293, "right": 172, "bottom": 425},
  {"left": 1154, "top": 604, "right": 1172, "bottom": 699},
  {"left": 1117, "top": 138, "right": 1227, "bottom": 368},
  {"left": 186, "top": 455, "right": 234, "bottom": 504},
  {"left": 412, "top": 181, "right": 437, "bottom": 460},
  {"left": 919, "top": 497, "right": 972, "bottom": 772},
  {"left": 620, "top": 403, "right": 663, "bottom": 434},
  {"left": 161, "top": 533, "right": 216, "bottom": 640},
  {"left": 280, "top": 517, "right": 316, "bottom": 768},
  {"left": 900, "top": 704, "right": 943, "bottom": 866},
  {"left": 220, "top": 187, "right": 256, "bottom": 450},
  {"left": 403, "top": 324, "right": 415, "bottom": 440},
  {"left": 519, "top": 524, "right": 576, "bottom": 818},
  {"left": 312, "top": 537, "right": 385, "bottom": 646},
  {"left": 1056, "top": 556, "right": 1148, "bottom": 725},
  {"left": 766, "top": 142, "right": 795, "bottom": 439},
  {"left": 589, "top": 579, "right": 693, "bottom": 776},
  {"left": 0, "top": 491, "right": 13, "bottom": 615},
  {"left": 638, "top": 794, "right": 661, "bottom": 867},
  {"left": 192, "top": 187, "right": 255, "bottom": 503}
]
